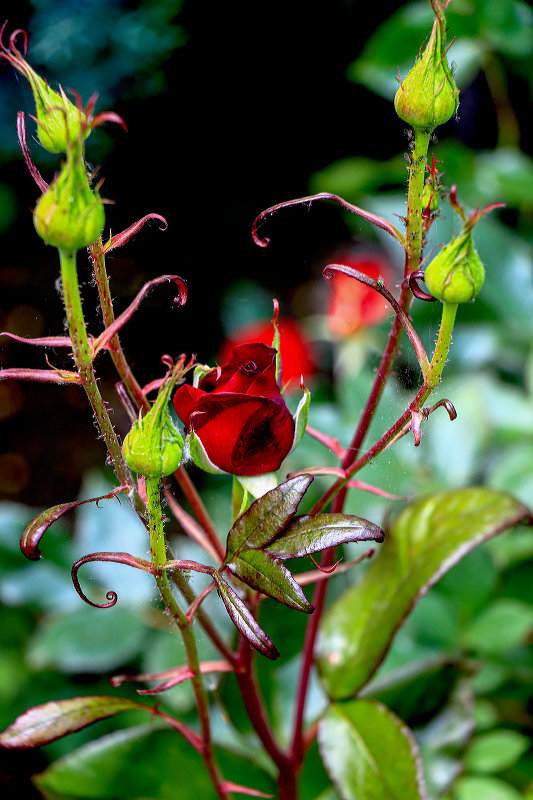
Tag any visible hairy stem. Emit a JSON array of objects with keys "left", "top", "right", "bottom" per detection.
[
  {"left": 146, "top": 476, "right": 230, "bottom": 800},
  {"left": 291, "top": 128, "right": 431, "bottom": 761},
  {"left": 59, "top": 248, "right": 143, "bottom": 516}
]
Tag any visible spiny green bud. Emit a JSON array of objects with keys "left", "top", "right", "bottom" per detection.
[
  {"left": 422, "top": 179, "right": 439, "bottom": 213},
  {"left": 33, "top": 147, "right": 105, "bottom": 251},
  {"left": 394, "top": 10, "right": 458, "bottom": 133},
  {"left": 123, "top": 372, "right": 184, "bottom": 478},
  {"left": 29, "top": 73, "right": 88, "bottom": 154},
  {"left": 424, "top": 227, "right": 484, "bottom": 304}
]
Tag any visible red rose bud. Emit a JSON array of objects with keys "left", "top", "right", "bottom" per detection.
[
  {"left": 173, "top": 343, "right": 295, "bottom": 476},
  {"left": 327, "top": 252, "right": 392, "bottom": 337},
  {"left": 394, "top": 4, "right": 458, "bottom": 133},
  {"left": 1, "top": 24, "right": 87, "bottom": 154},
  {"left": 218, "top": 319, "right": 316, "bottom": 391},
  {"left": 33, "top": 143, "right": 104, "bottom": 251}
]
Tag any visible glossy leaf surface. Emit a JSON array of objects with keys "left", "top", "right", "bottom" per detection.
[
  {"left": 0, "top": 696, "right": 142, "bottom": 748},
  {"left": 316, "top": 489, "right": 531, "bottom": 699},
  {"left": 318, "top": 699, "right": 426, "bottom": 800},
  {"left": 228, "top": 548, "right": 313, "bottom": 613},
  {"left": 266, "top": 513, "right": 383, "bottom": 559},
  {"left": 214, "top": 573, "right": 279, "bottom": 659},
  {"left": 224, "top": 475, "right": 313, "bottom": 563}
]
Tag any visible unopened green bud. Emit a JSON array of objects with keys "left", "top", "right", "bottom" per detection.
[
  {"left": 394, "top": 13, "right": 458, "bottom": 133},
  {"left": 123, "top": 373, "right": 184, "bottom": 478},
  {"left": 33, "top": 148, "right": 104, "bottom": 251},
  {"left": 29, "top": 72, "right": 88, "bottom": 154},
  {"left": 424, "top": 227, "right": 484, "bottom": 304}
]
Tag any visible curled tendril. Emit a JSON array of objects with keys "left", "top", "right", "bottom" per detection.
[
  {"left": 409, "top": 270, "right": 437, "bottom": 302},
  {"left": 71, "top": 551, "right": 152, "bottom": 609},
  {"left": 425, "top": 397, "right": 457, "bottom": 421},
  {"left": 251, "top": 192, "right": 405, "bottom": 248}
]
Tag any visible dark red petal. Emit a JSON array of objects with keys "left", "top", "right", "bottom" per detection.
[
  {"left": 200, "top": 343, "right": 277, "bottom": 393},
  {"left": 190, "top": 394, "right": 295, "bottom": 475},
  {"left": 173, "top": 385, "right": 208, "bottom": 428}
]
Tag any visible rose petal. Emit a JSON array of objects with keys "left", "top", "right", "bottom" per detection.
[
  {"left": 172, "top": 385, "right": 207, "bottom": 427},
  {"left": 201, "top": 343, "right": 278, "bottom": 396},
  {"left": 190, "top": 394, "right": 294, "bottom": 475}
]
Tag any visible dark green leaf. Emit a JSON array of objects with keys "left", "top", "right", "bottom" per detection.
[
  {"left": 466, "top": 730, "right": 530, "bottom": 774},
  {"left": 316, "top": 488, "right": 531, "bottom": 699},
  {"left": 224, "top": 475, "right": 313, "bottom": 564},
  {"left": 318, "top": 699, "right": 427, "bottom": 800},
  {"left": 34, "top": 724, "right": 214, "bottom": 799},
  {"left": 0, "top": 696, "right": 142, "bottom": 748},
  {"left": 229, "top": 549, "right": 313, "bottom": 613},
  {"left": 266, "top": 513, "right": 383, "bottom": 559},
  {"left": 213, "top": 573, "right": 279, "bottom": 660}
]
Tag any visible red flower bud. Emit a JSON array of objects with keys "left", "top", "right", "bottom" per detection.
[
  {"left": 218, "top": 319, "right": 316, "bottom": 390},
  {"left": 327, "top": 252, "right": 392, "bottom": 337},
  {"left": 173, "top": 343, "right": 295, "bottom": 476}
]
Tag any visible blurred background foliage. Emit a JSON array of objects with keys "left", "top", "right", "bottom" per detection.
[{"left": 1, "top": 0, "right": 533, "bottom": 798}]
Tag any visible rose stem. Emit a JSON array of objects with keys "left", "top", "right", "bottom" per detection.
[
  {"left": 291, "top": 129, "right": 431, "bottom": 766},
  {"left": 58, "top": 247, "right": 144, "bottom": 517},
  {"left": 145, "top": 475, "right": 230, "bottom": 800},
  {"left": 89, "top": 236, "right": 221, "bottom": 552}
]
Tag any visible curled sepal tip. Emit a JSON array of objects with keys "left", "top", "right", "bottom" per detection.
[
  {"left": 20, "top": 486, "right": 127, "bottom": 561},
  {"left": 102, "top": 213, "right": 168, "bottom": 254},
  {"left": 71, "top": 551, "right": 152, "bottom": 609}
]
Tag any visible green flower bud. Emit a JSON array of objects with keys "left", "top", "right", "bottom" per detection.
[
  {"left": 29, "top": 73, "right": 88, "bottom": 154},
  {"left": 0, "top": 29, "right": 88, "bottom": 153},
  {"left": 424, "top": 227, "right": 484, "bottom": 304},
  {"left": 394, "top": 14, "right": 458, "bottom": 133},
  {"left": 33, "top": 148, "right": 105, "bottom": 251},
  {"left": 123, "top": 371, "right": 184, "bottom": 478}
]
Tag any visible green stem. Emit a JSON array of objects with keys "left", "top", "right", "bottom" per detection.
[
  {"left": 58, "top": 248, "right": 144, "bottom": 516},
  {"left": 426, "top": 301, "right": 457, "bottom": 388},
  {"left": 145, "top": 477, "right": 230, "bottom": 800},
  {"left": 406, "top": 130, "right": 431, "bottom": 275}
]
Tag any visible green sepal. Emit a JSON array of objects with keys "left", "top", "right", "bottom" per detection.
[
  {"left": 192, "top": 363, "right": 213, "bottom": 388},
  {"left": 424, "top": 228, "right": 485, "bottom": 304},
  {"left": 185, "top": 429, "right": 226, "bottom": 475},
  {"left": 236, "top": 472, "right": 278, "bottom": 500},
  {"left": 291, "top": 384, "right": 311, "bottom": 452}
]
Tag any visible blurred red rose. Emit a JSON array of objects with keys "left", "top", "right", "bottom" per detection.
[
  {"left": 327, "top": 252, "right": 392, "bottom": 336},
  {"left": 219, "top": 319, "right": 316, "bottom": 390},
  {"left": 173, "top": 343, "right": 295, "bottom": 476}
]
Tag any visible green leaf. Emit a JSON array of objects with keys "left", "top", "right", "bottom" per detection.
[
  {"left": 228, "top": 549, "right": 313, "bottom": 613},
  {"left": 224, "top": 475, "right": 313, "bottom": 564},
  {"left": 0, "top": 696, "right": 142, "bottom": 748},
  {"left": 466, "top": 730, "right": 530, "bottom": 774},
  {"left": 28, "top": 606, "right": 148, "bottom": 673},
  {"left": 266, "top": 513, "right": 383, "bottom": 559},
  {"left": 316, "top": 488, "right": 531, "bottom": 699},
  {"left": 318, "top": 699, "right": 427, "bottom": 800},
  {"left": 34, "top": 724, "right": 214, "bottom": 799},
  {"left": 213, "top": 573, "right": 279, "bottom": 660},
  {"left": 451, "top": 775, "right": 522, "bottom": 800},
  {"left": 462, "top": 599, "right": 533, "bottom": 653}
]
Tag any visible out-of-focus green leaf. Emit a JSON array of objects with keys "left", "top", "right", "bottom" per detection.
[
  {"left": 475, "top": 149, "right": 533, "bottom": 209},
  {"left": 27, "top": 606, "right": 148, "bottom": 673},
  {"left": 465, "top": 730, "right": 530, "bottom": 773},
  {"left": 224, "top": 475, "right": 313, "bottom": 564},
  {"left": 462, "top": 599, "right": 533, "bottom": 653},
  {"left": 214, "top": 573, "right": 279, "bottom": 660},
  {"left": 33, "top": 724, "right": 214, "bottom": 799},
  {"left": 450, "top": 775, "right": 522, "bottom": 800},
  {"left": 316, "top": 489, "right": 530, "bottom": 699},
  {"left": 228, "top": 549, "right": 313, "bottom": 613},
  {"left": 0, "top": 696, "right": 143, "bottom": 748},
  {"left": 318, "top": 699, "right": 427, "bottom": 799},
  {"left": 266, "top": 513, "right": 383, "bottom": 559}
]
